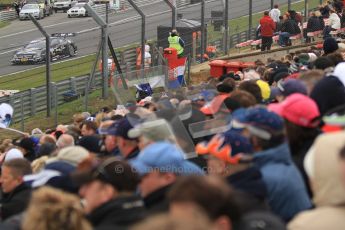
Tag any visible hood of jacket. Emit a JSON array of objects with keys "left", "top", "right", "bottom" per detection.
[
  {"left": 253, "top": 143, "right": 292, "bottom": 167},
  {"left": 333, "top": 62, "right": 345, "bottom": 87},
  {"left": 309, "top": 131, "right": 345, "bottom": 207}
]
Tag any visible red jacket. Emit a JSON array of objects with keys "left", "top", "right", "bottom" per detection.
[{"left": 260, "top": 15, "right": 276, "bottom": 37}]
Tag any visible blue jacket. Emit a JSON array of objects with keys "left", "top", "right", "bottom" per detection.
[{"left": 253, "top": 143, "right": 312, "bottom": 222}]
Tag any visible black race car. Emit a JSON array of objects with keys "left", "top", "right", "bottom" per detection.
[{"left": 11, "top": 34, "right": 77, "bottom": 64}]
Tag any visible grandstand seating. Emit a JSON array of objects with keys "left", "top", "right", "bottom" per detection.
[{"left": 235, "top": 40, "right": 253, "bottom": 52}]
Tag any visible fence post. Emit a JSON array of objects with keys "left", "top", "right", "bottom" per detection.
[
  {"left": 187, "top": 54, "right": 191, "bottom": 85},
  {"left": 127, "top": 0, "right": 146, "bottom": 75},
  {"left": 49, "top": 82, "right": 58, "bottom": 127},
  {"left": 50, "top": 82, "right": 56, "bottom": 109},
  {"left": 288, "top": 0, "right": 291, "bottom": 11},
  {"left": 8, "top": 94, "right": 13, "bottom": 106},
  {"left": 224, "top": 0, "right": 229, "bottom": 54},
  {"left": 84, "top": 4, "right": 108, "bottom": 99},
  {"left": 200, "top": 0, "right": 205, "bottom": 63},
  {"left": 30, "top": 88, "right": 36, "bottom": 116},
  {"left": 248, "top": 0, "right": 253, "bottom": 40},
  {"left": 120, "top": 50, "right": 125, "bottom": 65},
  {"left": 20, "top": 94, "right": 24, "bottom": 131},
  {"left": 192, "top": 36, "right": 196, "bottom": 64},
  {"left": 70, "top": 77, "right": 77, "bottom": 92},
  {"left": 54, "top": 83, "right": 58, "bottom": 127},
  {"left": 28, "top": 14, "right": 51, "bottom": 117},
  {"left": 163, "top": 0, "right": 176, "bottom": 29},
  {"left": 158, "top": 47, "right": 163, "bottom": 65},
  {"left": 126, "top": 62, "right": 131, "bottom": 80},
  {"left": 84, "top": 39, "right": 103, "bottom": 111},
  {"left": 271, "top": 0, "right": 273, "bottom": 9},
  {"left": 304, "top": 0, "right": 308, "bottom": 22}
]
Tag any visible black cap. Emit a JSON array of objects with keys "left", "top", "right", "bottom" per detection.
[
  {"left": 14, "top": 137, "right": 36, "bottom": 152},
  {"left": 72, "top": 158, "right": 140, "bottom": 192},
  {"left": 240, "top": 212, "right": 286, "bottom": 230},
  {"left": 78, "top": 135, "right": 103, "bottom": 154}
]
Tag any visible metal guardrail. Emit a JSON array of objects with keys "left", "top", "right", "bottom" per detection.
[
  {"left": 0, "top": 9, "right": 17, "bottom": 21},
  {"left": 0, "top": 73, "right": 102, "bottom": 122},
  {"left": 0, "top": 64, "right": 170, "bottom": 123}
]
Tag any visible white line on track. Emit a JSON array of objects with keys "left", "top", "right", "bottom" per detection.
[
  {"left": 0, "top": 48, "right": 18, "bottom": 55},
  {"left": 0, "top": 18, "right": 89, "bottom": 39}
]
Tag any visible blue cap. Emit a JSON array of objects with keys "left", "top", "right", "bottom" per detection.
[
  {"left": 130, "top": 142, "right": 204, "bottom": 176},
  {"left": 223, "top": 130, "right": 253, "bottom": 156},
  {"left": 99, "top": 118, "right": 135, "bottom": 140},
  {"left": 271, "top": 79, "right": 307, "bottom": 98},
  {"left": 232, "top": 107, "right": 284, "bottom": 140}
]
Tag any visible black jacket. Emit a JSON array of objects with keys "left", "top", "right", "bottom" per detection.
[
  {"left": 1, "top": 183, "right": 31, "bottom": 221},
  {"left": 282, "top": 19, "right": 300, "bottom": 35},
  {"left": 307, "top": 16, "right": 324, "bottom": 32},
  {"left": 143, "top": 185, "right": 171, "bottom": 215},
  {"left": 87, "top": 195, "right": 146, "bottom": 230}
]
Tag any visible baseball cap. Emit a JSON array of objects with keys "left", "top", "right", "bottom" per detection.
[
  {"left": 78, "top": 135, "right": 103, "bottom": 154},
  {"left": 232, "top": 107, "right": 284, "bottom": 140},
  {"left": 14, "top": 137, "right": 36, "bottom": 152},
  {"left": 268, "top": 93, "right": 320, "bottom": 128},
  {"left": 72, "top": 157, "right": 140, "bottom": 192},
  {"left": 128, "top": 119, "right": 176, "bottom": 143},
  {"left": 195, "top": 131, "right": 253, "bottom": 164},
  {"left": 4, "top": 148, "right": 24, "bottom": 162},
  {"left": 130, "top": 142, "right": 204, "bottom": 176},
  {"left": 271, "top": 79, "right": 307, "bottom": 98},
  {"left": 98, "top": 118, "right": 137, "bottom": 140}
]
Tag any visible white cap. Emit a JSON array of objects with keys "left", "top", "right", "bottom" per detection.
[{"left": 5, "top": 148, "right": 24, "bottom": 162}]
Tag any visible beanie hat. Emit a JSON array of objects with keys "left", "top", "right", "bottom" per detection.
[
  {"left": 323, "top": 37, "right": 338, "bottom": 55},
  {"left": 256, "top": 80, "right": 271, "bottom": 100},
  {"left": 313, "top": 56, "right": 334, "bottom": 70},
  {"left": 310, "top": 76, "right": 345, "bottom": 116}
]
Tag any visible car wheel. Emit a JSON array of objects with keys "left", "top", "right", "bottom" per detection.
[{"left": 67, "top": 44, "right": 76, "bottom": 57}]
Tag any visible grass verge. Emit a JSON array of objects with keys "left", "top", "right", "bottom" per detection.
[
  {"left": 0, "top": 54, "right": 96, "bottom": 90},
  {"left": 0, "top": 20, "right": 9, "bottom": 29}
]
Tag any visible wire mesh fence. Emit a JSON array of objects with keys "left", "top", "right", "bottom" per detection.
[{"left": 0, "top": 0, "right": 322, "bottom": 131}]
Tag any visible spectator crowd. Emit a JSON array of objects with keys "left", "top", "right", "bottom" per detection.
[
  {"left": 1, "top": 1, "right": 345, "bottom": 230},
  {"left": 259, "top": 0, "right": 345, "bottom": 51}
]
